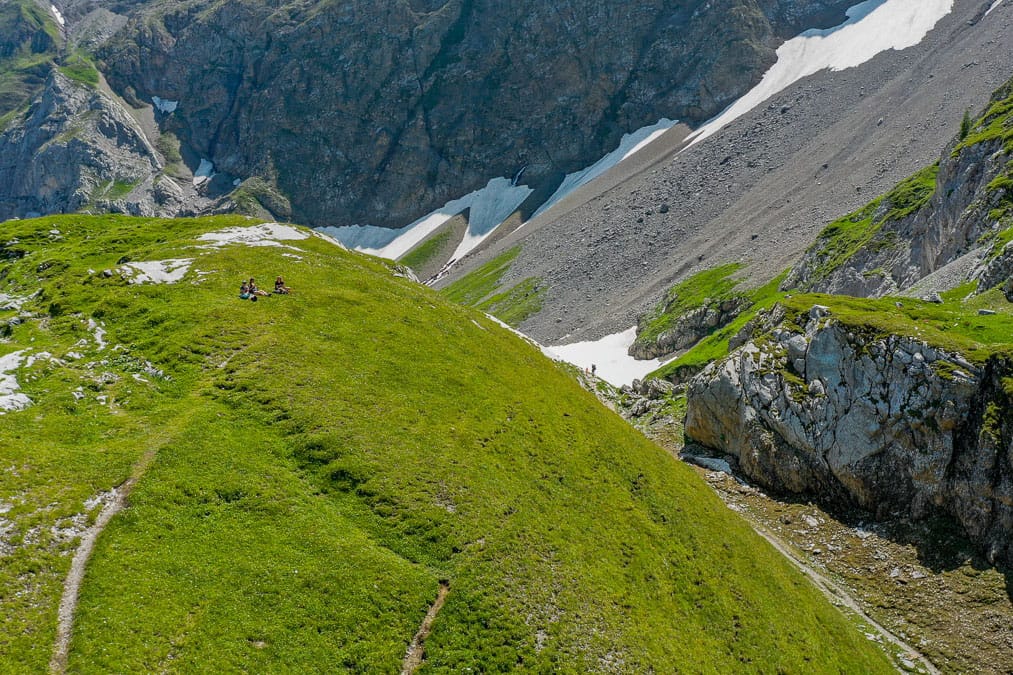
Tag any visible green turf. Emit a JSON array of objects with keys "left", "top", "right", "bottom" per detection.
[
  {"left": 441, "top": 245, "right": 545, "bottom": 326},
  {"left": 400, "top": 229, "right": 453, "bottom": 271},
  {"left": 798, "top": 163, "right": 939, "bottom": 288},
  {"left": 633, "top": 263, "right": 745, "bottom": 351},
  {"left": 780, "top": 292, "right": 1013, "bottom": 362},
  {"left": 0, "top": 214, "right": 893, "bottom": 672},
  {"left": 649, "top": 271, "right": 788, "bottom": 381}
]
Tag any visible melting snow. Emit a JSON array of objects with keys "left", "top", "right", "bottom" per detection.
[
  {"left": 985, "top": 0, "right": 1004, "bottom": 16},
  {"left": 533, "top": 119, "right": 678, "bottom": 220},
  {"left": 324, "top": 177, "right": 533, "bottom": 261},
  {"left": 50, "top": 4, "right": 65, "bottom": 27},
  {"left": 687, "top": 0, "right": 954, "bottom": 146},
  {"left": 198, "top": 223, "right": 311, "bottom": 249},
  {"left": 0, "top": 351, "right": 31, "bottom": 413},
  {"left": 121, "top": 259, "right": 193, "bottom": 284},
  {"left": 545, "top": 327, "right": 672, "bottom": 388},
  {"left": 152, "top": 97, "right": 178, "bottom": 114},
  {"left": 193, "top": 159, "right": 215, "bottom": 186}
]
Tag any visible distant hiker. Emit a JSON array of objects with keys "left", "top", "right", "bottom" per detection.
[
  {"left": 591, "top": 364, "right": 597, "bottom": 377},
  {"left": 274, "top": 276, "right": 292, "bottom": 294},
  {"left": 249, "top": 278, "right": 269, "bottom": 297},
  {"left": 239, "top": 281, "right": 251, "bottom": 300}
]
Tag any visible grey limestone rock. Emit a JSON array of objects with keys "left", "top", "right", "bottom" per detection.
[{"left": 686, "top": 305, "right": 1013, "bottom": 564}]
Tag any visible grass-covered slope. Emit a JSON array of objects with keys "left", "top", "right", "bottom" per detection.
[{"left": 0, "top": 215, "right": 892, "bottom": 672}]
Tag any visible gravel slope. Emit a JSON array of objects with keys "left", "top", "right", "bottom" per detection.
[{"left": 439, "top": 0, "right": 1013, "bottom": 345}]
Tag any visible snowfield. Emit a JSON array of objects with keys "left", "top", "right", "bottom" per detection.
[
  {"left": 545, "top": 327, "right": 672, "bottom": 387},
  {"left": 322, "top": 177, "right": 533, "bottom": 261},
  {"left": 687, "top": 0, "right": 954, "bottom": 146}
]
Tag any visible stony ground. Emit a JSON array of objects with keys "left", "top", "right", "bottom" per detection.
[
  {"left": 440, "top": 0, "right": 1013, "bottom": 346},
  {"left": 626, "top": 397, "right": 1013, "bottom": 675}
]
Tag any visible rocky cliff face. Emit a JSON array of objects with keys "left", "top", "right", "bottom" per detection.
[
  {"left": 98, "top": 0, "right": 853, "bottom": 228},
  {"left": 685, "top": 303, "right": 1013, "bottom": 564},
  {"left": 0, "top": 71, "right": 206, "bottom": 220},
  {"left": 786, "top": 76, "right": 1013, "bottom": 298}
]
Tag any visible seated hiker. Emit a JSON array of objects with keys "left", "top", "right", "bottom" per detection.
[
  {"left": 274, "top": 276, "right": 292, "bottom": 294},
  {"left": 239, "top": 281, "right": 251, "bottom": 299},
  {"left": 248, "top": 277, "right": 270, "bottom": 297}
]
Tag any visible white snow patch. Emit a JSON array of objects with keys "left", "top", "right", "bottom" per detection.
[
  {"left": 0, "top": 350, "right": 31, "bottom": 413},
  {"left": 985, "top": 0, "right": 1004, "bottom": 16},
  {"left": 687, "top": 0, "right": 953, "bottom": 147},
  {"left": 449, "top": 178, "right": 534, "bottom": 260},
  {"left": 152, "top": 97, "right": 178, "bottom": 114},
  {"left": 87, "top": 319, "right": 107, "bottom": 351},
  {"left": 193, "top": 158, "right": 215, "bottom": 186},
  {"left": 197, "top": 223, "right": 310, "bottom": 250},
  {"left": 479, "top": 317, "right": 669, "bottom": 387},
  {"left": 120, "top": 259, "right": 193, "bottom": 284},
  {"left": 546, "top": 327, "right": 671, "bottom": 387},
  {"left": 281, "top": 253, "right": 304, "bottom": 261},
  {"left": 50, "top": 4, "right": 65, "bottom": 27},
  {"left": 533, "top": 118, "right": 678, "bottom": 220},
  {"left": 324, "top": 176, "right": 533, "bottom": 261}
]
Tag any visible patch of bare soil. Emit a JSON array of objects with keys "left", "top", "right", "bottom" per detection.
[{"left": 401, "top": 581, "right": 450, "bottom": 675}]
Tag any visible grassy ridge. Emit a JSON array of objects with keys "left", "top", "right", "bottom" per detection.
[
  {"left": 442, "top": 245, "right": 545, "bottom": 326},
  {"left": 0, "top": 215, "right": 892, "bottom": 671}
]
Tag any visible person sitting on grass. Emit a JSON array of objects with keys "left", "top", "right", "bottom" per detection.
[
  {"left": 239, "top": 281, "right": 251, "bottom": 299},
  {"left": 274, "top": 276, "right": 292, "bottom": 294},
  {"left": 249, "top": 278, "right": 270, "bottom": 297}
]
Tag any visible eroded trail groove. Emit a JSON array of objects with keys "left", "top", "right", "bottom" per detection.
[
  {"left": 49, "top": 449, "right": 158, "bottom": 674},
  {"left": 401, "top": 581, "right": 450, "bottom": 675}
]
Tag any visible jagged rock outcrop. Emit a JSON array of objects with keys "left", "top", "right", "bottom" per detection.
[
  {"left": 787, "top": 76, "right": 1013, "bottom": 298},
  {"left": 99, "top": 0, "right": 853, "bottom": 228},
  {"left": 685, "top": 304, "right": 1013, "bottom": 564},
  {"left": 0, "top": 71, "right": 203, "bottom": 219},
  {"left": 630, "top": 296, "right": 751, "bottom": 360}
]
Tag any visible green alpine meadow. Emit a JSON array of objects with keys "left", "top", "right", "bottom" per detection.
[{"left": 0, "top": 214, "right": 893, "bottom": 672}]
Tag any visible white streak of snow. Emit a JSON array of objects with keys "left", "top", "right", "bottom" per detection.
[
  {"left": 323, "top": 177, "right": 533, "bottom": 261},
  {"left": 545, "top": 327, "right": 671, "bottom": 387},
  {"left": 50, "top": 4, "right": 65, "bottom": 27},
  {"left": 0, "top": 351, "right": 31, "bottom": 413},
  {"left": 687, "top": 0, "right": 954, "bottom": 147},
  {"left": 448, "top": 178, "right": 534, "bottom": 261},
  {"left": 533, "top": 118, "right": 678, "bottom": 220},
  {"left": 480, "top": 317, "right": 668, "bottom": 387},
  {"left": 120, "top": 259, "right": 193, "bottom": 284},
  {"left": 985, "top": 0, "right": 1004, "bottom": 16},
  {"left": 151, "top": 97, "right": 178, "bottom": 114}
]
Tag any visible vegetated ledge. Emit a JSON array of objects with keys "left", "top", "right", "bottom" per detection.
[{"left": 685, "top": 295, "right": 1013, "bottom": 565}]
